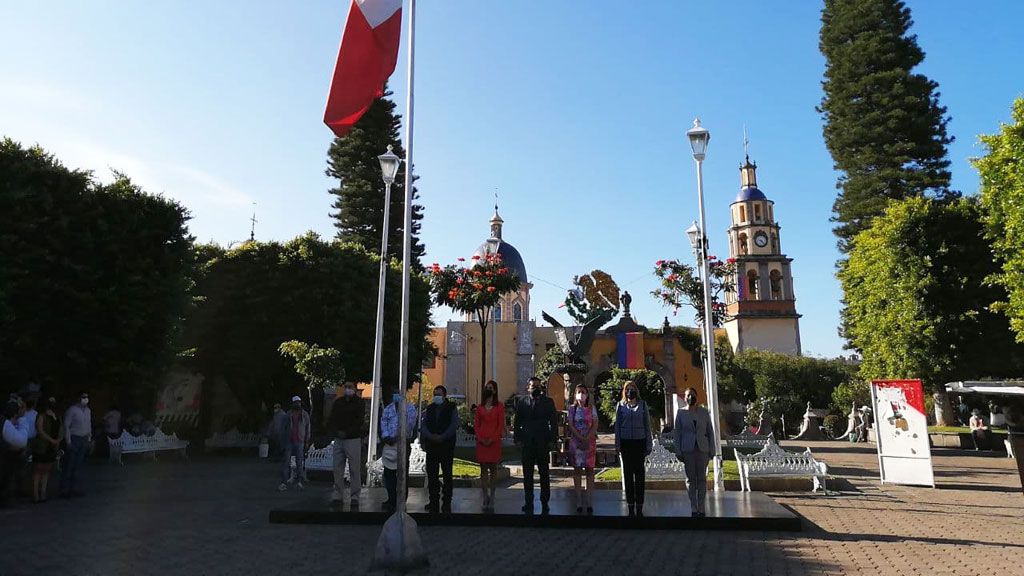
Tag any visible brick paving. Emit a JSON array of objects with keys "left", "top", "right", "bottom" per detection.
[{"left": 1, "top": 442, "right": 1021, "bottom": 575}]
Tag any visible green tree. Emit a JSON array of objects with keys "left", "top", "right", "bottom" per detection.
[
  {"left": 430, "top": 253, "right": 521, "bottom": 400},
  {"left": 819, "top": 0, "right": 956, "bottom": 252},
  {"left": 735, "top": 350, "right": 858, "bottom": 434},
  {"left": 838, "top": 197, "right": 1024, "bottom": 425},
  {"left": 184, "top": 233, "right": 432, "bottom": 426},
  {"left": 0, "top": 139, "right": 194, "bottom": 408},
  {"left": 831, "top": 379, "right": 870, "bottom": 415},
  {"left": 975, "top": 97, "right": 1024, "bottom": 342},
  {"left": 326, "top": 88, "right": 424, "bottom": 266},
  {"left": 279, "top": 341, "right": 346, "bottom": 390},
  {"left": 652, "top": 257, "right": 736, "bottom": 328}
]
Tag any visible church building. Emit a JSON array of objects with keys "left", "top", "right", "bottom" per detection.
[{"left": 722, "top": 155, "right": 802, "bottom": 355}]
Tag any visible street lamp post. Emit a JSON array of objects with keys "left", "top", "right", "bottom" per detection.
[
  {"left": 368, "top": 144, "right": 402, "bottom": 471},
  {"left": 686, "top": 118, "right": 724, "bottom": 492}
]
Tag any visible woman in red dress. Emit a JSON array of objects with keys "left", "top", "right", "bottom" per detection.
[{"left": 474, "top": 380, "right": 505, "bottom": 511}]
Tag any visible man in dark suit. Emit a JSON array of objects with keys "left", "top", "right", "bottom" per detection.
[{"left": 513, "top": 377, "right": 558, "bottom": 513}]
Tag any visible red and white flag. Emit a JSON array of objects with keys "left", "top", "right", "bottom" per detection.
[{"left": 323, "top": 0, "right": 403, "bottom": 137}]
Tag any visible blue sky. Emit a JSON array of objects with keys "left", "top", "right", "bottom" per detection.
[{"left": 3, "top": 1, "right": 1022, "bottom": 358}]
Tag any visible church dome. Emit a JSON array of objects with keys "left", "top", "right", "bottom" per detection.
[
  {"left": 735, "top": 186, "right": 768, "bottom": 202},
  {"left": 473, "top": 240, "right": 528, "bottom": 284},
  {"left": 472, "top": 205, "right": 528, "bottom": 284}
]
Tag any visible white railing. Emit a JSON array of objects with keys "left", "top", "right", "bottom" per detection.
[
  {"left": 725, "top": 427, "right": 776, "bottom": 450},
  {"left": 204, "top": 428, "right": 261, "bottom": 451},
  {"left": 108, "top": 428, "right": 189, "bottom": 465}
]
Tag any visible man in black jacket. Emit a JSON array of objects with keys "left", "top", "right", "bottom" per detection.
[
  {"left": 328, "top": 382, "right": 366, "bottom": 508},
  {"left": 420, "top": 385, "right": 459, "bottom": 513},
  {"left": 514, "top": 377, "right": 558, "bottom": 513}
]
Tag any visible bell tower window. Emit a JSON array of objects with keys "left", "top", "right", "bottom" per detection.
[
  {"left": 738, "top": 233, "right": 748, "bottom": 256},
  {"left": 513, "top": 302, "right": 523, "bottom": 322},
  {"left": 747, "top": 270, "right": 759, "bottom": 300},
  {"left": 754, "top": 203, "right": 762, "bottom": 222},
  {"left": 739, "top": 205, "right": 747, "bottom": 223},
  {"left": 493, "top": 302, "right": 502, "bottom": 322},
  {"left": 770, "top": 270, "right": 783, "bottom": 300}
]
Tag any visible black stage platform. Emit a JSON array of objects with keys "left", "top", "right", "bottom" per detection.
[{"left": 269, "top": 488, "right": 801, "bottom": 531}]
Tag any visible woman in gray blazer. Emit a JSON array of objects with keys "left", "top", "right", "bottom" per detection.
[{"left": 673, "top": 387, "right": 715, "bottom": 517}]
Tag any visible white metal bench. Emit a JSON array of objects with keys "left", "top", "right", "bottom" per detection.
[
  {"left": 204, "top": 428, "right": 261, "bottom": 451},
  {"left": 736, "top": 443, "right": 829, "bottom": 493},
  {"left": 305, "top": 439, "right": 428, "bottom": 484},
  {"left": 108, "top": 428, "right": 189, "bottom": 465},
  {"left": 725, "top": 428, "right": 776, "bottom": 450}
]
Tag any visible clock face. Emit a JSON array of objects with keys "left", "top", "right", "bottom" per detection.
[{"left": 754, "top": 232, "right": 769, "bottom": 248}]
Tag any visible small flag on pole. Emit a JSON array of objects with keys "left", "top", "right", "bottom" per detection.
[{"left": 324, "top": 0, "right": 403, "bottom": 137}]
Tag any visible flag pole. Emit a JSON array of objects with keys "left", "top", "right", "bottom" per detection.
[{"left": 372, "top": 0, "right": 427, "bottom": 570}]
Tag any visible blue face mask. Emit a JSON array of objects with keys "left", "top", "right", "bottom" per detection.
[
  {"left": 392, "top": 393, "right": 403, "bottom": 405},
  {"left": 432, "top": 396, "right": 444, "bottom": 405}
]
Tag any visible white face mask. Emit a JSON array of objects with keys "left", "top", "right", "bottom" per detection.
[
  {"left": 575, "top": 393, "right": 587, "bottom": 402},
  {"left": 80, "top": 398, "right": 89, "bottom": 406}
]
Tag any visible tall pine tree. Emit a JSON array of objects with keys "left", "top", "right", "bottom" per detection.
[
  {"left": 819, "top": 0, "right": 956, "bottom": 252},
  {"left": 326, "top": 87, "right": 425, "bottom": 266}
]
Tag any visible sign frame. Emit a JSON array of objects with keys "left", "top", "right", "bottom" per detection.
[{"left": 870, "top": 379, "right": 935, "bottom": 487}]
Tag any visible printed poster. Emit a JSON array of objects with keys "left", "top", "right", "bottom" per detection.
[{"left": 871, "top": 379, "right": 935, "bottom": 487}]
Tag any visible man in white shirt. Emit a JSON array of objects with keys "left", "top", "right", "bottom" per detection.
[{"left": 60, "top": 391, "right": 92, "bottom": 498}]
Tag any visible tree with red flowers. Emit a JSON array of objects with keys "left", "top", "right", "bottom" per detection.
[
  {"left": 651, "top": 257, "right": 737, "bottom": 329},
  {"left": 429, "top": 253, "right": 521, "bottom": 398}
]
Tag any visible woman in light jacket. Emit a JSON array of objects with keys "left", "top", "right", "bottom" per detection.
[
  {"left": 614, "top": 381, "right": 652, "bottom": 516},
  {"left": 674, "top": 387, "right": 715, "bottom": 517}
]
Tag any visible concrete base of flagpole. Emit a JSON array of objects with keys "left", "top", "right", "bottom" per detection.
[{"left": 370, "top": 512, "right": 429, "bottom": 572}]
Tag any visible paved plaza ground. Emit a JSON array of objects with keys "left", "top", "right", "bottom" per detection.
[{"left": 2, "top": 441, "right": 1021, "bottom": 575}]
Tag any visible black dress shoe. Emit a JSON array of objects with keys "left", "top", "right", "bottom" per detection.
[
  {"left": 541, "top": 504, "right": 550, "bottom": 514},
  {"left": 441, "top": 501, "right": 452, "bottom": 513},
  {"left": 586, "top": 506, "right": 593, "bottom": 515},
  {"left": 521, "top": 503, "right": 534, "bottom": 514},
  {"left": 628, "top": 505, "right": 635, "bottom": 516},
  {"left": 636, "top": 505, "right": 644, "bottom": 517}
]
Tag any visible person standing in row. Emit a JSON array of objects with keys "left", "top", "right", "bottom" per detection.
[
  {"left": 514, "top": 377, "right": 557, "bottom": 514},
  {"left": 568, "top": 383, "right": 597, "bottom": 515},
  {"left": 421, "top": 385, "right": 458, "bottom": 513},
  {"left": 474, "top": 380, "right": 505, "bottom": 512},
  {"left": 31, "top": 397, "right": 62, "bottom": 503},
  {"left": 61, "top": 391, "right": 91, "bottom": 498},
  {"left": 329, "top": 382, "right": 365, "bottom": 508},
  {"left": 2, "top": 400, "right": 30, "bottom": 507},
  {"left": 278, "top": 396, "right": 310, "bottom": 491},
  {"left": 380, "top": 390, "right": 417, "bottom": 513},
  {"left": 614, "top": 381, "right": 652, "bottom": 516},
  {"left": 674, "top": 387, "right": 715, "bottom": 517}
]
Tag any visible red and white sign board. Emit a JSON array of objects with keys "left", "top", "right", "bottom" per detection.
[{"left": 871, "top": 379, "right": 934, "bottom": 487}]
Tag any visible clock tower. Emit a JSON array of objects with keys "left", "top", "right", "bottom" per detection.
[{"left": 723, "top": 156, "right": 801, "bottom": 355}]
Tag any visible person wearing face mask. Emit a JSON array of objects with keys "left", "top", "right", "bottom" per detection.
[
  {"left": 278, "top": 396, "right": 310, "bottom": 491},
  {"left": 614, "top": 381, "right": 652, "bottom": 516},
  {"left": 380, "top": 389, "right": 418, "bottom": 513},
  {"left": 328, "top": 382, "right": 365, "bottom": 507},
  {"left": 674, "top": 387, "right": 715, "bottom": 517},
  {"left": 60, "top": 391, "right": 92, "bottom": 498},
  {"left": 474, "top": 380, "right": 505, "bottom": 512},
  {"left": 513, "top": 377, "right": 558, "bottom": 513},
  {"left": 31, "top": 396, "right": 62, "bottom": 503},
  {"left": 568, "top": 383, "right": 598, "bottom": 514},
  {"left": 420, "top": 385, "right": 459, "bottom": 513}
]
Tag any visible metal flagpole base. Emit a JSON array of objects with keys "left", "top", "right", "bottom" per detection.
[{"left": 370, "top": 512, "right": 429, "bottom": 572}]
